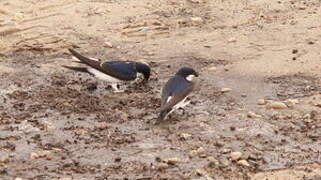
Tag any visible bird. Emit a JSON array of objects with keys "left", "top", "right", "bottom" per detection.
[
  {"left": 63, "top": 48, "right": 151, "bottom": 92},
  {"left": 158, "top": 67, "right": 198, "bottom": 121}
]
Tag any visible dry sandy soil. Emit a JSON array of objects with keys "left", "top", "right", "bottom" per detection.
[{"left": 1, "top": 0, "right": 321, "bottom": 179}]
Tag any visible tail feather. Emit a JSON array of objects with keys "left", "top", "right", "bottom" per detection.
[
  {"left": 68, "top": 48, "right": 92, "bottom": 63},
  {"left": 68, "top": 49, "right": 101, "bottom": 70},
  {"left": 158, "top": 109, "right": 170, "bottom": 121},
  {"left": 62, "top": 65, "right": 89, "bottom": 74}
]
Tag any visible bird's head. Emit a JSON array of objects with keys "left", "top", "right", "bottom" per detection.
[
  {"left": 135, "top": 62, "right": 151, "bottom": 82},
  {"left": 176, "top": 67, "right": 199, "bottom": 81}
]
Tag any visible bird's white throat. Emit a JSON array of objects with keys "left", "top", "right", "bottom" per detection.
[{"left": 186, "top": 74, "right": 195, "bottom": 81}]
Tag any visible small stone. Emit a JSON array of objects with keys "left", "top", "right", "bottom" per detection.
[
  {"left": 179, "top": 133, "right": 192, "bottom": 140},
  {"left": 104, "top": 41, "right": 113, "bottom": 48},
  {"left": 230, "top": 151, "right": 242, "bottom": 161},
  {"left": 196, "top": 147, "right": 205, "bottom": 154},
  {"left": 37, "top": 150, "right": 51, "bottom": 157},
  {"left": 157, "top": 162, "right": 169, "bottom": 170},
  {"left": 195, "top": 169, "right": 206, "bottom": 176},
  {"left": 15, "top": 178, "right": 23, "bottom": 180},
  {"left": 189, "top": 150, "right": 198, "bottom": 157},
  {"left": 207, "top": 156, "right": 219, "bottom": 167},
  {"left": 188, "top": 0, "right": 203, "bottom": 3},
  {"left": 257, "top": 99, "right": 266, "bottom": 105},
  {"left": 30, "top": 152, "right": 40, "bottom": 159},
  {"left": 266, "top": 101, "right": 287, "bottom": 109},
  {"left": 284, "top": 99, "right": 299, "bottom": 106},
  {"left": 218, "top": 157, "right": 229, "bottom": 167},
  {"left": 0, "top": 65, "right": 14, "bottom": 74},
  {"left": 0, "top": 156, "right": 9, "bottom": 163},
  {"left": 208, "top": 66, "right": 217, "bottom": 71},
  {"left": 30, "top": 150, "right": 51, "bottom": 159},
  {"left": 221, "top": 148, "right": 231, "bottom": 154},
  {"left": 227, "top": 37, "right": 236, "bottom": 43},
  {"left": 237, "top": 159, "right": 250, "bottom": 167},
  {"left": 190, "top": 17, "right": 204, "bottom": 26},
  {"left": 303, "top": 113, "right": 311, "bottom": 119},
  {"left": 165, "top": 157, "right": 180, "bottom": 165},
  {"left": 189, "top": 147, "right": 206, "bottom": 158},
  {"left": 314, "top": 102, "right": 321, "bottom": 108},
  {"left": 60, "top": 178, "right": 72, "bottom": 180},
  {"left": 292, "top": 49, "right": 298, "bottom": 54},
  {"left": 221, "top": 88, "right": 232, "bottom": 93},
  {"left": 247, "top": 111, "right": 261, "bottom": 118}
]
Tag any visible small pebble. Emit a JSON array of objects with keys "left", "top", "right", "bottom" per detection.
[
  {"left": 30, "top": 152, "right": 39, "bottom": 159},
  {"left": 284, "top": 99, "right": 299, "bottom": 106},
  {"left": 247, "top": 111, "right": 262, "bottom": 118},
  {"left": 165, "top": 157, "right": 180, "bottom": 165},
  {"left": 0, "top": 156, "right": 9, "bottom": 163},
  {"left": 292, "top": 49, "right": 298, "bottom": 54},
  {"left": 218, "top": 157, "right": 229, "bottom": 167},
  {"left": 237, "top": 159, "right": 250, "bottom": 167},
  {"left": 157, "top": 162, "right": 169, "bottom": 170},
  {"left": 230, "top": 151, "right": 242, "bottom": 161},
  {"left": 189, "top": 147, "right": 206, "bottom": 158},
  {"left": 195, "top": 169, "right": 206, "bottom": 176},
  {"left": 221, "top": 148, "right": 231, "bottom": 154},
  {"left": 15, "top": 178, "right": 22, "bottom": 180},
  {"left": 208, "top": 66, "right": 217, "bottom": 71},
  {"left": 207, "top": 156, "right": 219, "bottom": 167},
  {"left": 227, "top": 37, "right": 236, "bottom": 43},
  {"left": 257, "top": 99, "right": 266, "bottom": 105},
  {"left": 179, "top": 133, "right": 192, "bottom": 140},
  {"left": 0, "top": 65, "right": 14, "bottom": 74},
  {"left": 221, "top": 88, "right": 232, "bottom": 93},
  {"left": 266, "top": 101, "right": 287, "bottom": 109},
  {"left": 190, "top": 17, "right": 204, "bottom": 25},
  {"left": 104, "top": 41, "right": 113, "bottom": 48}
]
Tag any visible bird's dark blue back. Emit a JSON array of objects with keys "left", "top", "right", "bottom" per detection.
[
  {"left": 101, "top": 61, "right": 137, "bottom": 80},
  {"left": 163, "top": 76, "right": 189, "bottom": 95},
  {"left": 161, "top": 75, "right": 193, "bottom": 109}
]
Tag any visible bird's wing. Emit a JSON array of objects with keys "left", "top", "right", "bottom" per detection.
[
  {"left": 160, "top": 76, "right": 194, "bottom": 112},
  {"left": 100, "top": 61, "right": 137, "bottom": 81},
  {"left": 68, "top": 48, "right": 137, "bottom": 81}
]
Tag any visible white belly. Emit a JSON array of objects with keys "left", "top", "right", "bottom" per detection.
[
  {"left": 173, "top": 96, "right": 189, "bottom": 110},
  {"left": 87, "top": 67, "right": 122, "bottom": 83}
]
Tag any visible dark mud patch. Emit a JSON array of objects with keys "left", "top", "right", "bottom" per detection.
[
  {"left": 268, "top": 74, "right": 321, "bottom": 100},
  {"left": 0, "top": 52, "right": 321, "bottom": 179}
]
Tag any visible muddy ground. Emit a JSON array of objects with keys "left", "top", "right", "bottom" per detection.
[{"left": 1, "top": 0, "right": 321, "bottom": 179}]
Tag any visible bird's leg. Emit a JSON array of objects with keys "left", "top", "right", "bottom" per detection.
[
  {"left": 182, "top": 100, "right": 191, "bottom": 107},
  {"left": 111, "top": 83, "right": 124, "bottom": 93}
]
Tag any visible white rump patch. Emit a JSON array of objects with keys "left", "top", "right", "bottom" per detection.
[
  {"left": 89, "top": 57, "right": 100, "bottom": 61},
  {"left": 163, "top": 96, "right": 190, "bottom": 120},
  {"left": 87, "top": 67, "right": 122, "bottom": 83},
  {"left": 173, "top": 96, "right": 190, "bottom": 110},
  {"left": 166, "top": 96, "right": 172, "bottom": 103},
  {"left": 186, "top": 74, "right": 195, "bottom": 82}
]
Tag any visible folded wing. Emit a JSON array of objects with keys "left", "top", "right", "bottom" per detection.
[{"left": 161, "top": 76, "right": 194, "bottom": 112}]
